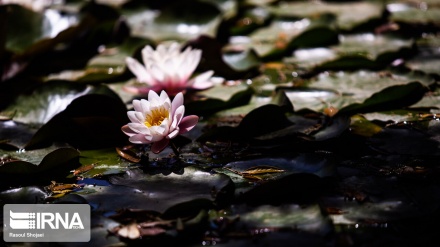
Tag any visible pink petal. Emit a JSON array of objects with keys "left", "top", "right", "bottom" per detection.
[
  {"left": 178, "top": 115, "right": 199, "bottom": 134},
  {"left": 151, "top": 138, "right": 169, "bottom": 154},
  {"left": 121, "top": 125, "right": 136, "bottom": 137}
]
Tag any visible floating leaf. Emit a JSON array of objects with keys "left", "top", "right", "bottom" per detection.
[
  {"left": 77, "top": 166, "right": 234, "bottom": 214},
  {"left": 124, "top": 1, "right": 222, "bottom": 42},
  {"left": 3, "top": 81, "right": 119, "bottom": 125},
  {"left": 338, "top": 82, "right": 427, "bottom": 116},
  {"left": 185, "top": 87, "right": 254, "bottom": 117},
  {"left": 269, "top": 1, "right": 384, "bottom": 31}
]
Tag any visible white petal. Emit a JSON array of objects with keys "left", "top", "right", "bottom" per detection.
[
  {"left": 148, "top": 90, "right": 160, "bottom": 105},
  {"left": 141, "top": 45, "right": 155, "bottom": 67},
  {"left": 140, "top": 99, "right": 151, "bottom": 114},
  {"left": 127, "top": 123, "right": 146, "bottom": 134},
  {"left": 167, "top": 129, "right": 179, "bottom": 139},
  {"left": 150, "top": 64, "right": 165, "bottom": 83},
  {"left": 129, "top": 134, "right": 153, "bottom": 144},
  {"left": 159, "top": 90, "right": 170, "bottom": 102},
  {"left": 125, "top": 57, "right": 150, "bottom": 83},
  {"left": 171, "top": 92, "right": 184, "bottom": 115},
  {"left": 171, "top": 105, "right": 185, "bottom": 131},
  {"left": 127, "top": 111, "right": 142, "bottom": 124},
  {"left": 187, "top": 70, "right": 214, "bottom": 87},
  {"left": 134, "top": 112, "right": 145, "bottom": 123},
  {"left": 132, "top": 99, "right": 142, "bottom": 112}
]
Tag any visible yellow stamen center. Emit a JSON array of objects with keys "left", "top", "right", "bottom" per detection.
[{"left": 145, "top": 107, "right": 169, "bottom": 127}]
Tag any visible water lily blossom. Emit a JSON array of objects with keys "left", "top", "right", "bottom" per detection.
[
  {"left": 125, "top": 42, "right": 214, "bottom": 96},
  {"left": 121, "top": 91, "right": 199, "bottom": 153}
]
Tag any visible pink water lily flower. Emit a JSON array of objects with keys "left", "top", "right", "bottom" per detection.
[
  {"left": 121, "top": 90, "right": 199, "bottom": 153},
  {"left": 125, "top": 42, "right": 214, "bottom": 96}
]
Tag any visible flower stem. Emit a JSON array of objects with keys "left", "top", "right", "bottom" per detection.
[{"left": 169, "top": 140, "right": 180, "bottom": 157}]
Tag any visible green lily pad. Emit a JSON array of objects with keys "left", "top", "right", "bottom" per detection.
[
  {"left": 284, "top": 48, "right": 337, "bottom": 71},
  {"left": 235, "top": 204, "right": 331, "bottom": 235},
  {"left": 368, "top": 119, "right": 440, "bottom": 155},
  {"left": 322, "top": 175, "right": 440, "bottom": 226},
  {"left": 124, "top": 1, "right": 222, "bottom": 42},
  {"left": 77, "top": 166, "right": 234, "bottom": 214},
  {"left": 389, "top": 3, "right": 440, "bottom": 26},
  {"left": 405, "top": 34, "right": 440, "bottom": 75},
  {"left": 0, "top": 145, "right": 79, "bottom": 174},
  {"left": 185, "top": 87, "right": 254, "bottom": 117},
  {"left": 25, "top": 93, "right": 128, "bottom": 150},
  {"left": 218, "top": 152, "right": 335, "bottom": 195},
  {"left": 86, "top": 37, "right": 154, "bottom": 70},
  {"left": 338, "top": 82, "right": 427, "bottom": 116},
  {"left": 0, "top": 120, "right": 37, "bottom": 148},
  {"left": 244, "top": 19, "right": 337, "bottom": 59},
  {"left": 334, "top": 33, "right": 413, "bottom": 62},
  {"left": 0, "top": 145, "right": 79, "bottom": 187},
  {"left": 3, "top": 4, "right": 51, "bottom": 53},
  {"left": 73, "top": 148, "right": 135, "bottom": 178},
  {"left": 3, "top": 81, "right": 121, "bottom": 125},
  {"left": 186, "top": 35, "right": 261, "bottom": 79},
  {"left": 0, "top": 186, "right": 48, "bottom": 203},
  {"left": 269, "top": 1, "right": 384, "bottom": 31},
  {"left": 285, "top": 70, "right": 433, "bottom": 113}
]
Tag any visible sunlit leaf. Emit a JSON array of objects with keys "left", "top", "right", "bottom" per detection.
[
  {"left": 77, "top": 166, "right": 233, "bottom": 214},
  {"left": 269, "top": 1, "right": 384, "bottom": 31}
]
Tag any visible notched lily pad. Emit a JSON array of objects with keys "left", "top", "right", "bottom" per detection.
[
  {"left": 0, "top": 145, "right": 79, "bottom": 186},
  {"left": 3, "top": 81, "right": 121, "bottom": 125}
]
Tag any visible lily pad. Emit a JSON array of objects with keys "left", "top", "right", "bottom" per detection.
[
  {"left": 124, "top": 1, "right": 222, "bottom": 42},
  {"left": 286, "top": 70, "right": 432, "bottom": 113},
  {"left": 3, "top": 81, "right": 121, "bottom": 125},
  {"left": 334, "top": 33, "right": 414, "bottom": 62},
  {"left": 73, "top": 148, "right": 135, "bottom": 178},
  {"left": 235, "top": 204, "right": 331, "bottom": 235},
  {"left": 185, "top": 87, "right": 254, "bottom": 117},
  {"left": 368, "top": 119, "right": 440, "bottom": 155},
  {"left": 0, "top": 145, "right": 79, "bottom": 174},
  {"left": 338, "top": 82, "right": 427, "bottom": 116},
  {"left": 4, "top": 4, "right": 51, "bottom": 53},
  {"left": 0, "top": 186, "right": 48, "bottom": 204},
  {"left": 389, "top": 3, "right": 440, "bottom": 26},
  {"left": 0, "top": 120, "right": 37, "bottom": 148},
  {"left": 0, "top": 145, "right": 79, "bottom": 187},
  {"left": 25, "top": 93, "right": 128, "bottom": 149},
  {"left": 77, "top": 166, "right": 234, "bottom": 214},
  {"left": 218, "top": 152, "right": 335, "bottom": 195},
  {"left": 269, "top": 1, "right": 384, "bottom": 31}
]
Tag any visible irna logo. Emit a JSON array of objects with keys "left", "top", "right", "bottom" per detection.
[
  {"left": 4, "top": 204, "right": 90, "bottom": 242},
  {"left": 9, "top": 210, "right": 84, "bottom": 230}
]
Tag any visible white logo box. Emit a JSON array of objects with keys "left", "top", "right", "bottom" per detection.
[{"left": 4, "top": 204, "right": 90, "bottom": 242}]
